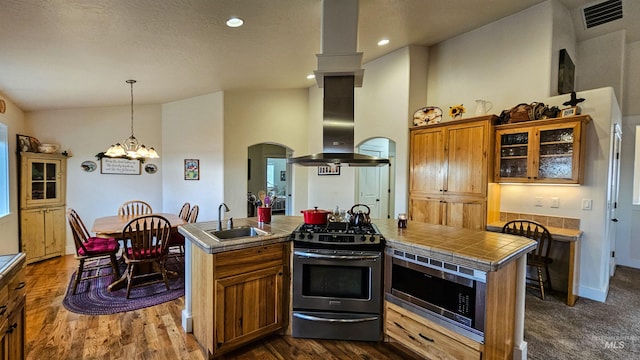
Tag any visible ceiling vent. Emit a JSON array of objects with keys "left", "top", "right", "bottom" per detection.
[{"left": 582, "top": 0, "right": 623, "bottom": 29}]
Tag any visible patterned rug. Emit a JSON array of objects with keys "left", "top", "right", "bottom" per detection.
[{"left": 62, "top": 256, "right": 185, "bottom": 315}]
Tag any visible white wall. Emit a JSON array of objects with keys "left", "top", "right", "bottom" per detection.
[
  {"left": 223, "top": 89, "right": 309, "bottom": 219},
  {"left": 162, "top": 92, "right": 224, "bottom": 222},
  {"left": 0, "top": 95, "right": 25, "bottom": 254},
  {"left": 427, "top": 1, "right": 554, "bottom": 114},
  {"left": 550, "top": 0, "right": 577, "bottom": 96},
  {"left": 577, "top": 31, "right": 626, "bottom": 109},
  {"left": 27, "top": 105, "right": 164, "bottom": 254}
]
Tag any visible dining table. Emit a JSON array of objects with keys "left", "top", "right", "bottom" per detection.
[{"left": 91, "top": 213, "right": 187, "bottom": 292}]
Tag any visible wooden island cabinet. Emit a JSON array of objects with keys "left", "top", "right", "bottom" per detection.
[
  {"left": 0, "top": 254, "right": 27, "bottom": 360},
  {"left": 190, "top": 241, "right": 290, "bottom": 358}
]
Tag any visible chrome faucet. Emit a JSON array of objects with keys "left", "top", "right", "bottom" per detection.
[{"left": 218, "top": 203, "right": 230, "bottom": 230}]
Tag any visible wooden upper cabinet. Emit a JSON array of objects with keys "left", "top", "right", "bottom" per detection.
[
  {"left": 410, "top": 116, "right": 494, "bottom": 198},
  {"left": 409, "top": 116, "right": 495, "bottom": 230},
  {"left": 19, "top": 153, "right": 67, "bottom": 209},
  {"left": 494, "top": 115, "right": 590, "bottom": 184}
]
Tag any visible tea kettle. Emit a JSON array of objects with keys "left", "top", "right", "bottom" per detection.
[{"left": 348, "top": 204, "right": 371, "bottom": 226}]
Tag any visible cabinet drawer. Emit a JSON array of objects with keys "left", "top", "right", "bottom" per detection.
[
  {"left": 215, "top": 243, "right": 285, "bottom": 279},
  {"left": 385, "top": 302, "right": 481, "bottom": 360}
]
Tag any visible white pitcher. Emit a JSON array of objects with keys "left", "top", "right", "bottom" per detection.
[{"left": 475, "top": 99, "right": 493, "bottom": 116}]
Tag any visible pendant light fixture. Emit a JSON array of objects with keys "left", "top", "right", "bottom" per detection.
[{"left": 105, "top": 80, "right": 159, "bottom": 159}]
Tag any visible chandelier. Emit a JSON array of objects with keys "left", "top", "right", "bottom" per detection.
[{"left": 105, "top": 80, "right": 159, "bottom": 159}]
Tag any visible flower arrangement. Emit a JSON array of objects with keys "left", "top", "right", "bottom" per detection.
[{"left": 449, "top": 104, "right": 465, "bottom": 118}]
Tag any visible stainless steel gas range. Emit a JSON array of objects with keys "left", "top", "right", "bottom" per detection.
[{"left": 290, "top": 221, "right": 385, "bottom": 342}]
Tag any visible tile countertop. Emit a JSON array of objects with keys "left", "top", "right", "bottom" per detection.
[
  {"left": 375, "top": 220, "right": 537, "bottom": 272},
  {"left": 0, "top": 253, "right": 26, "bottom": 289},
  {"left": 180, "top": 216, "right": 536, "bottom": 272},
  {"left": 486, "top": 222, "right": 582, "bottom": 242}
]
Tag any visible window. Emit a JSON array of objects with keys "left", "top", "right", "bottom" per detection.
[{"left": 0, "top": 123, "right": 8, "bottom": 217}]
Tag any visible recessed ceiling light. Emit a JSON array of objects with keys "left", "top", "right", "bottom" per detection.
[
  {"left": 306, "top": 74, "right": 316, "bottom": 80},
  {"left": 226, "top": 17, "right": 244, "bottom": 28},
  {"left": 377, "top": 39, "right": 390, "bottom": 46}
]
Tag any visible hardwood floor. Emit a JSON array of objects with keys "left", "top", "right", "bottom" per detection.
[{"left": 25, "top": 255, "right": 419, "bottom": 360}]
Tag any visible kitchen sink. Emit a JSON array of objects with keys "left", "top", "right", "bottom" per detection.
[{"left": 208, "top": 226, "right": 270, "bottom": 241}]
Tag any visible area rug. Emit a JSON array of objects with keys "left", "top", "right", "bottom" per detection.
[{"left": 63, "top": 256, "right": 185, "bottom": 315}]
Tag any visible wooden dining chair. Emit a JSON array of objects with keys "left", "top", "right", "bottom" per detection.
[
  {"left": 168, "top": 202, "right": 191, "bottom": 260},
  {"left": 67, "top": 208, "right": 121, "bottom": 294},
  {"left": 118, "top": 200, "right": 153, "bottom": 216},
  {"left": 502, "top": 219, "right": 554, "bottom": 300},
  {"left": 178, "top": 202, "right": 191, "bottom": 221},
  {"left": 187, "top": 205, "right": 199, "bottom": 223},
  {"left": 121, "top": 214, "right": 172, "bottom": 298}
]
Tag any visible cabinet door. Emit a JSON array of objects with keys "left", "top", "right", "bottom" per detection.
[
  {"left": 444, "top": 122, "right": 489, "bottom": 197},
  {"left": 20, "top": 210, "right": 46, "bottom": 262},
  {"left": 214, "top": 266, "right": 284, "bottom": 352},
  {"left": 443, "top": 198, "right": 486, "bottom": 230},
  {"left": 410, "top": 128, "right": 445, "bottom": 196},
  {"left": 495, "top": 128, "right": 533, "bottom": 182},
  {"left": 534, "top": 122, "right": 582, "bottom": 183},
  {"left": 44, "top": 207, "right": 65, "bottom": 256},
  {"left": 409, "top": 197, "right": 443, "bottom": 225},
  {"left": 22, "top": 158, "right": 64, "bottom": 208},
  {"left": 4, "top": 301, "right": 24, "bottom": 360}
]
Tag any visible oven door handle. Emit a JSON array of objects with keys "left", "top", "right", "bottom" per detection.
[
  {"left": 293, "top": 313, "right": 379, "bottom": 323},
  {"left": 294, "top": 250, "right": 379, "bottom": 261}
]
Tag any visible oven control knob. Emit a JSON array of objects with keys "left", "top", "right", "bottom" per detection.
[
  {"left": 360, "top": 235, "right": 366, "bottom": 242},
  {"left": 369, "top": 236, "right": 376, "bottom": 242},
  {"left": 298, "top": 233, "right": 306, "bottom": 239},
  {"left": 307, "top": 234, "right": 314, "bottom": 240}
]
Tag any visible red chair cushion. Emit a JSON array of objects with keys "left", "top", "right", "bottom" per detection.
[
  {"left": 127, "top": 248, "right": 164, "bottom": 259},
  {"left": 79, "top": 237, "right": 119, "bottom": 256}
]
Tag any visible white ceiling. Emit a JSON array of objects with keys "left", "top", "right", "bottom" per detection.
[{"left": 0, "top": 0, "right": 636, "bottom": 112}]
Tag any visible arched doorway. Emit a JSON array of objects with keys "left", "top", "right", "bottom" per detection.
[
  {"left": 356, "top": 138, "right": 396, "bottom": 220},
  {"left": 247, "top": 143, "right": 293, "bottom": 217}
]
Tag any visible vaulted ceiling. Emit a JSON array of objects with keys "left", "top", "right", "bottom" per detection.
[{"left": 0, "top": 0, "right": 636, "bottom": 111}]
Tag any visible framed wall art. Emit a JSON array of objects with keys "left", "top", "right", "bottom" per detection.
[
  {"left": 318, "top": 165, "right": 340, "bottom": 176},
  {"left": 561, "top": 107, "right": 578, "bottom": 118},
  {"left": 558, "top": 49, "right": 575, "bottom": 95},
  {"left": 100, "top": 157, "right": 141, "bottom": 175},
  {"left": 184, "top": 159, "right": 199, "bottom": 180}
]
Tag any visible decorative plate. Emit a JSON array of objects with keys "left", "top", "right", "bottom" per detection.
[
  {"left": 145, "top": 164, "right": 158, "bottom": 174},
  {"left": 413, "top": 106, "right": 443, "bottom": 126},
  {"left": 81, "top": 161, "right": 97, "bottom": 172}
]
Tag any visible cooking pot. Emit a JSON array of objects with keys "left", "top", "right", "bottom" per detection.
[
  {"left": 348, "top": 204, "right": 371, "bottom": 226},
  {"left": 301, "top": 207, "right": 331, "bottom": 225}
]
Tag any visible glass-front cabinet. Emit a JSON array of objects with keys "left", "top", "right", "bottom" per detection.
[
  {"left": 495, "top": 115, "right": 591, "bottom": 184},
  {"left": 20, "top": 152, "right": 67, "bottom": 208}
]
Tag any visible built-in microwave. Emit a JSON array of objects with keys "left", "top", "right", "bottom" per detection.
[{"left": 384, "top": 248, "right": 487, "bottom": 343}]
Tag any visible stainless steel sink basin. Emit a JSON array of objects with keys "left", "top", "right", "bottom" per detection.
[{"left": 208, "top": 226, "right": 270, "bottom": 240}]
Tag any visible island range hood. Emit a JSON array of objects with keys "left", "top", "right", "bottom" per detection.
[{"left": 289, "top": 0, "right": 390, "bottom": 167}]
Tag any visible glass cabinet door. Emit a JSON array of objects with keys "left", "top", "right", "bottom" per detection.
[
  {"left": 27, "top": 159, "right": 61, "bottom": 205},
  {"left": 536, "top": 125, "right": 576, "bottom": 180},
  {"left": 497, "top": 130, "right": 530, "bottom": 180}
]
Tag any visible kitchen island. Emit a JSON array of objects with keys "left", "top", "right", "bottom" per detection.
[{"left": 180, "top": 216, "right": 535, "bottom": 360}]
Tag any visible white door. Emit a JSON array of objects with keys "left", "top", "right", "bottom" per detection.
[
  {"left": 608, "top": 123, "right": 622, "bottom": 276},
  {"left": 357, "top": 149, "right": 388, "bottom": 219}
]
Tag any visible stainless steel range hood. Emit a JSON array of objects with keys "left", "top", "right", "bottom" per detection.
[{"left": 289, "top": 0, "right": 390, "bottom": 167}]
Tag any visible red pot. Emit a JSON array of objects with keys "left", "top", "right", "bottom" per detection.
[{"left": 301, "top": 207, "right": 331, "bottom": 225}]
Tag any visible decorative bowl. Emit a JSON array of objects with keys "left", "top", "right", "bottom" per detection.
[{"left": 38, "top": 143, "right": 59, "bottom": 154}]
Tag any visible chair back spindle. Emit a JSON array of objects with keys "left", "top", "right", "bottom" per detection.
[{"left": 118, "top": 200, "right": 153, "bottom": 216}]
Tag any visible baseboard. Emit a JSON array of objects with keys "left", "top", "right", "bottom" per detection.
[
  {"left": 513, "top": 341, "right": 527, "bottom": 360},
  {"left": 182, "top": 309, "right": 193, "bottom": 332},
  {"left": 616, "top": 259, "right": 640, "bottom": 270},
  {"left": 578, "top": 284, "right": 608, "bottom": 302}
]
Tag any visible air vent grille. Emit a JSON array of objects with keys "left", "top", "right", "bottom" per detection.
[{"left": 582, "top": 0, "right": 623, "bottom": 29}]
